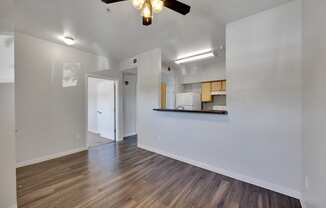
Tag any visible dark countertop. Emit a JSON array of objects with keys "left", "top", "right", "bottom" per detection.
[{"left": 153, "top": 108, "right": 228, "bottom": 115}]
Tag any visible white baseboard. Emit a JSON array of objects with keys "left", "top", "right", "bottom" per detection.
[
  {"left": 124, "top": 132, "right": 137, "bottom": 138},
  {"left": 138, "top": 144, "right": 302, "bottom": 200},
  {"left": 116, "top": 138, "right": 124, "bottom": 143},
  {"left": 16, "top": 147, "right": 87, "bottom": 168}
]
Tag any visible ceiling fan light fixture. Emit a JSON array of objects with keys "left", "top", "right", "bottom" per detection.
[
  {"left": 101, "top": 0, "right": 191, "bottom": 25},
  {"left": 60, "top": 36, "right": 75, "bottom": 46},
  {"left": 141, "top": 1, "right": 152, "bottom": 18},
  {"left": 151, "top": 0, "right": 163, "bottom": 13},
  {"left": 143, "top": 16, "right": 152, "bottom": 26},
  {"left": 131, "top": 0, "right": 145, "bottom": 10}
]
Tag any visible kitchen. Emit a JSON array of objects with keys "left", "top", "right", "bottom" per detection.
[{"left": 156, "top": 48, "right": 228, "bottom": 115}]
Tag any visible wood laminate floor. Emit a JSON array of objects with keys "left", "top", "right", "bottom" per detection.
[
  {"left": 17, "top": 136, "right": 302, "bottom": 208},
  {"left": 88, "top": 132, "right": 114, "bottom": 148}
]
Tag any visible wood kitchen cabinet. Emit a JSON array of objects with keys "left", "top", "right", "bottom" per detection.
[
  {"left": 201, "top": 82, "right": 212, "bottom": 102},
  {"left": 161, "top": 82, "right": 167, "bottom": 108},
  {"left": 211, "top": 80, "right": 226, "bottom": 92},
  {"left": 221, "top": 80, "right": 226, "bottom": 91},
  {"left": 211, "top": 81, "right": 222, "bottom": 92}
]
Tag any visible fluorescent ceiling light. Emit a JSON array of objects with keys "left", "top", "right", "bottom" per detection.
[
  {"left": 175, "top": 50, "right": 215, "bottom": 64},
  {"left": 177, "top": 49, "right": 212, "bottom": 59}
]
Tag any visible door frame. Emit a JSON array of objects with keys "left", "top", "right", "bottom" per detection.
[{"left": 86, "top": 74, "right": 119, "bottom": 148}]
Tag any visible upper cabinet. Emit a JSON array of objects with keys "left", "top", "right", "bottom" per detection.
[
  {"left": 160, "top": 82, "right": 167, "bottom": 109},
  {"left": 201, "top": 82, "right": 212, "bottom": 102},
  {"left": 211, "top": 81, "right": 221, "bottom": 92},
  {"left": 201, "top": 80, "right": 227, "bottom": 102},
  {"left": 211, "top": 80, "right": 226, "bottom": 95},
  {"left": 211, "top": 80, "right": 226, "bottom": 92}
]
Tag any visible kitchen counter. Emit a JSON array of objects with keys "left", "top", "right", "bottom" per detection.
[{"left": 153, "top": 108, "right": 228, "bottom": 115}]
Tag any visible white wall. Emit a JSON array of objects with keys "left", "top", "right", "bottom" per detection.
[
  {"left": 226, "top": 0, "right": 302, "bottom": 195},
  {"left": 136, "top": 49, "right": 161, "bottom": 147},
  {"left": 0, "top": 0, "right": 17, "bottom": 206},
  {"left": 0, "top": 0, "right": 14, "bottom": 33},
  {"left": 120, "top": 57, "right": 138, "bottom": 71},
  {"left": 137, "top": 1, "right": 302, "bottom": 198},
  {"left": 123, "top": 73, "right": 137, "bottom": 137},
  {"left": 0, "top": 36, "right": 17, "bottom": 208},
  {"left": 180, "top": 55, "right": 226, "bottom": 84},
  {"left": 15, "top": 33, "right": 118, "bottom": 164},
  {"left": 303, "top": 0, "right": 326, "bottom": 207},
  {"left": 0, "top": 83, "right": 16, "bottom": 208}
]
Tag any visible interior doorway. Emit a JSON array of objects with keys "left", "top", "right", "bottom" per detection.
[
  {"left": 123, "top": 69, "right": 137, "bottom": 138},
  {"left": 87, "top": 77, "right": 116, "bottom": 147}
]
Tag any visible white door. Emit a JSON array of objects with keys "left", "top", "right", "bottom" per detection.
[{"left": 97, "top": 80, "right": 115, "bottom": 140}]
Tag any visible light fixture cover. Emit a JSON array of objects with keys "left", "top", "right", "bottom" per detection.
[
  {"left": 63, "top": 36, "right": 75, "bottom": 45},
  {"left": 142, "top": 1, "right": 152, "bottom": 18},
  {"left": 151, "top": 0, "right": 163, "bottom": 13},
  {"left": 175, "top": 50, "right": 215, "bottom": 64},
  {"left": 131, "top": 0, "right": 145, "bottom": 10}
]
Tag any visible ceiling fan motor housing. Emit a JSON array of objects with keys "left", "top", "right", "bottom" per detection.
[{"left": 101, "top": 0, "right": 191, "bottom": 26}]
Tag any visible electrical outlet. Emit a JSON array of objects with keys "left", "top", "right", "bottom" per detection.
[{"left": 305, "top": 176, "right": 310, "bottom": 189}]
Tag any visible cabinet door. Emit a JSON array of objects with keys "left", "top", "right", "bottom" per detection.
[
  {"left": 212, "top": 81, "right": 223, "bottom": 91},
  {"left": 201, "top": 82, "right": 212, "bottom": 102},
  {"left": 161, "top": 82, "right": 167, "bottom": 108},
  {"left": 221, "top": 80, "right": 226, "bottom": 91},
  {"left": 211, "top": 81, "right": 218, "bottom": 92}
]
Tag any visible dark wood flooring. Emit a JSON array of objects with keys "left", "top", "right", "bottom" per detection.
[{"left": 17, "top": 136, "right": 302, "bottom": 208}]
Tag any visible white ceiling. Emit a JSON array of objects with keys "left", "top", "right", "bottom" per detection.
[{"left": 14, "top": 0, "right": 291, "bottom": 62}]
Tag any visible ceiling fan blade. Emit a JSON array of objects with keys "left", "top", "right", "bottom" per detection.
[
  {"left": 143, "top": 16, "right": 152, "bottom": 26},
  {"left": 101, "top": 0, "right": 127, "bottom": 4},
  {"left": 164, "top": 0, "right": 191, "bottom": 15}
]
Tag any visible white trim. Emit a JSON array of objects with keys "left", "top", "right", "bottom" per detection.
[
  {"left": 124, "top": 133, "right": 137, "bottom": 138},
  {"left": 116, "top": 137, "right": 124, "bottom": 142},
  {"left": 300, "top": 200, "right": 306, "bottom": 208},
  {"left": 86, "top": 75, "right": 121, "bottom": 149},
  {"left": 88, "top": 130, "right": 99, "bottom": 135},
  {"left": 16, "top": 147, "right": 87, "bottom": 168},
  {"left": 138, "top": 144, "right": 302, "bottom": 199},
  {"left": 0, "top": 77, "right": 15, "bottom": 83}
]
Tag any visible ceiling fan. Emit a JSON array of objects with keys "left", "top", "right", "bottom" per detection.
[{"left": 101, "top": 0, "right": 191, "bottom": 26}]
